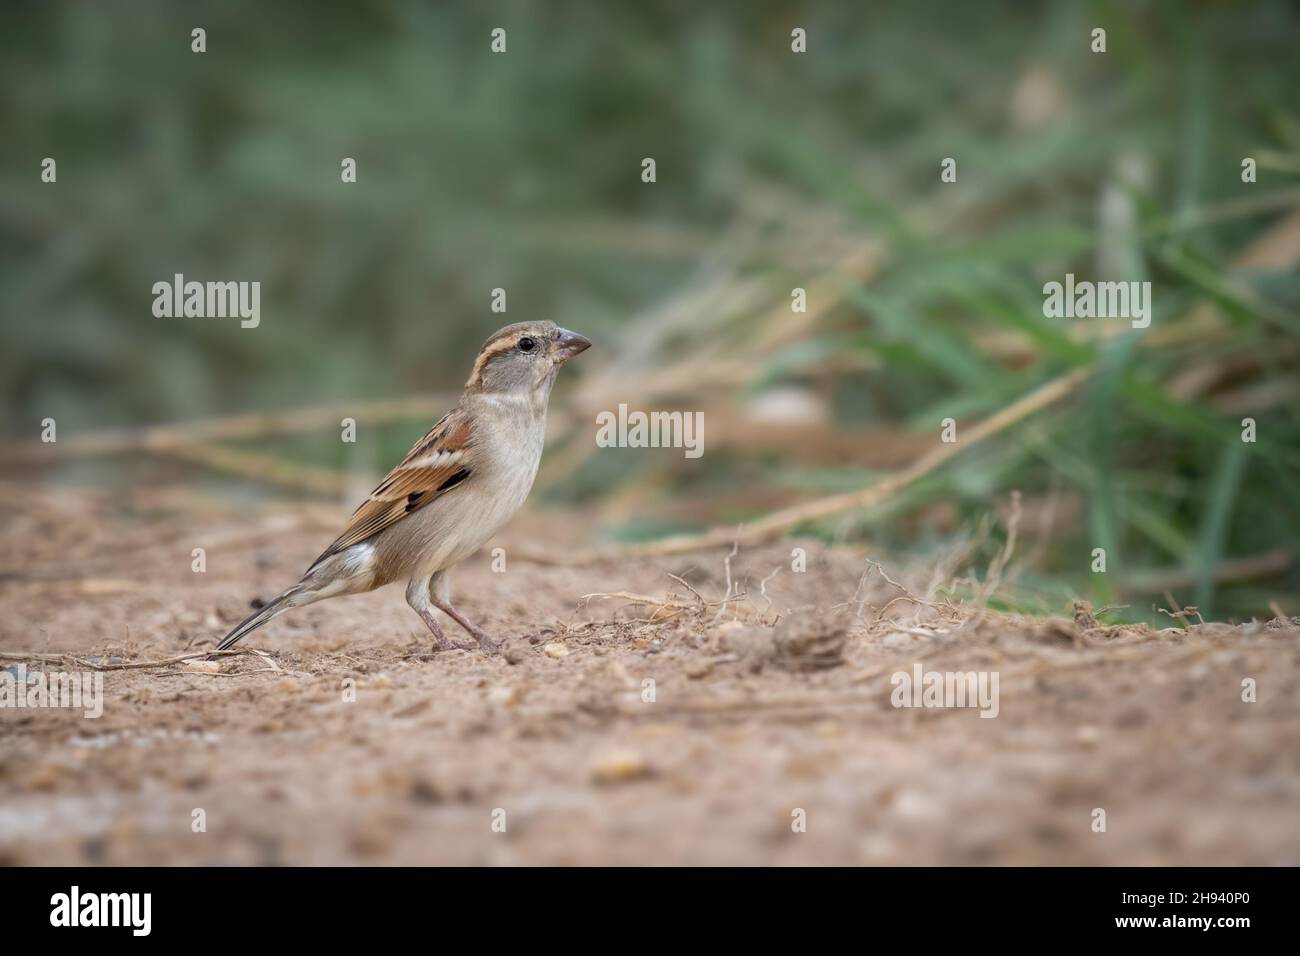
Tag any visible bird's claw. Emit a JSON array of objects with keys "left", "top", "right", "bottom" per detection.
[{"left": 461, "top": 625, "right": 500, "bottom": 655}]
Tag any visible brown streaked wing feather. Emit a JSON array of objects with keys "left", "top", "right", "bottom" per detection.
[{"left": 308, "top": 410, "right": 475, "bottom": 568}]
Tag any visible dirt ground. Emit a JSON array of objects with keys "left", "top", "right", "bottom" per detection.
[{"left": 2, "top": 486, "right": 1298, "bottom": 866}]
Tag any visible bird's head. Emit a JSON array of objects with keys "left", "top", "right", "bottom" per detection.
[{"left": 466, "top": 320, "right": 591, "bottom": 395}]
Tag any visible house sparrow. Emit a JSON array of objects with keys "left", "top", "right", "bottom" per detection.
[{"left": 215, "top": 321, "right": 590, "bottom": 654}]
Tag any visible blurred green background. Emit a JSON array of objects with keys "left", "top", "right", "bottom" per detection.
[{"left": 3, "top": 0, "right": 1299, "bottom": 622}]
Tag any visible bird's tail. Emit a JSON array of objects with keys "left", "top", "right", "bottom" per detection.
[{"left": 214, "top": 585, "right": 305, "bottom": 652}]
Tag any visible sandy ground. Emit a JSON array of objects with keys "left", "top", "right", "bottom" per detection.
[{"left": 1, "top": 488, "right": 1298, "bottom": 866}]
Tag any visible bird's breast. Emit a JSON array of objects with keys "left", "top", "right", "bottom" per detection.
[
  {"left": 370, "top": 399, "right": 548, "bottom": 584},
  {"left": 477, "top": 412, "right": 547, "bottom": 517}
]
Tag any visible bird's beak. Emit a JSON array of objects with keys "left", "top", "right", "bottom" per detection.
[{"left": 551, "top": 328, "right": 592, "bottom": 363}]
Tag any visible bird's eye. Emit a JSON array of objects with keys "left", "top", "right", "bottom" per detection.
[{"left": 518, "top": 337, "right": 536, "bottom": 353}]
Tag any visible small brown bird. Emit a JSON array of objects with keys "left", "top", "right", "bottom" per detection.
[{"left": 215, "top": 321, "right": 590, "bottom": 653}]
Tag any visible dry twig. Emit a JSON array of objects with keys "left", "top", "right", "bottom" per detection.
[
  {"left": 606, "top": 367, "right": 1094, "bottom": 559},
  {"left": 0, "top": 648, "right": 256, "bottom": 671}
]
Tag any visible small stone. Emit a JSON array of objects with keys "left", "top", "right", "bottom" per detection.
[
  {"left": 1075, "top": 725, "right": 1101, "bottom": 748},
  {"left": 543, "top": 642, "right": 569, "bottom": 659},
  {"left": 590, "top": 750, "right": 651, "bottom": 785},
  {"left": 487, "top": 684, "right": 519, "bottom": 706},
  {"left": 368, "top": 673, "right": 394, "bottom": 689},
  {"left": 684, "top": 659, "right": 715, "bottom": 679},
  {"left": 183, "top": 660, "right": 223, "bottom": 674}
]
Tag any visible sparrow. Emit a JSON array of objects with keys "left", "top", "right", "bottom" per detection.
[{"left": 214, "top": 321, "right": 591, "bottom": 654}]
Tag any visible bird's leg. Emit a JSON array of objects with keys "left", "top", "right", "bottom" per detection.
[
  {"left": 405, "top": 577, "right": 469, "bottom": 652},
  {"left": 438, "top": 604, "right": 500, "bottom": 654},
  {"left": 429, "top": 571, "right": 500, "bottom": 654},
  {"left": 418, "top": 610, "right": 458, "bottom": 651}
]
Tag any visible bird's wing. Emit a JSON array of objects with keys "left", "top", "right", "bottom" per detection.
[{"left": 307, "top": 408, "right": 475, "bottom": 569}]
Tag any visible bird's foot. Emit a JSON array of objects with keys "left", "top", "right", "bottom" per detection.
[
  {"left": 437, "top": 604, "right": 501, "bottom": 654},
  {"left": 459, "top": 621, "right": 500, "bottom": 655},
  {"left": 470, "top": 630, "right": 500, "bottom": 655},
  {"left": 418, "top": 610, "right": 473, "bottom": 652}
]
